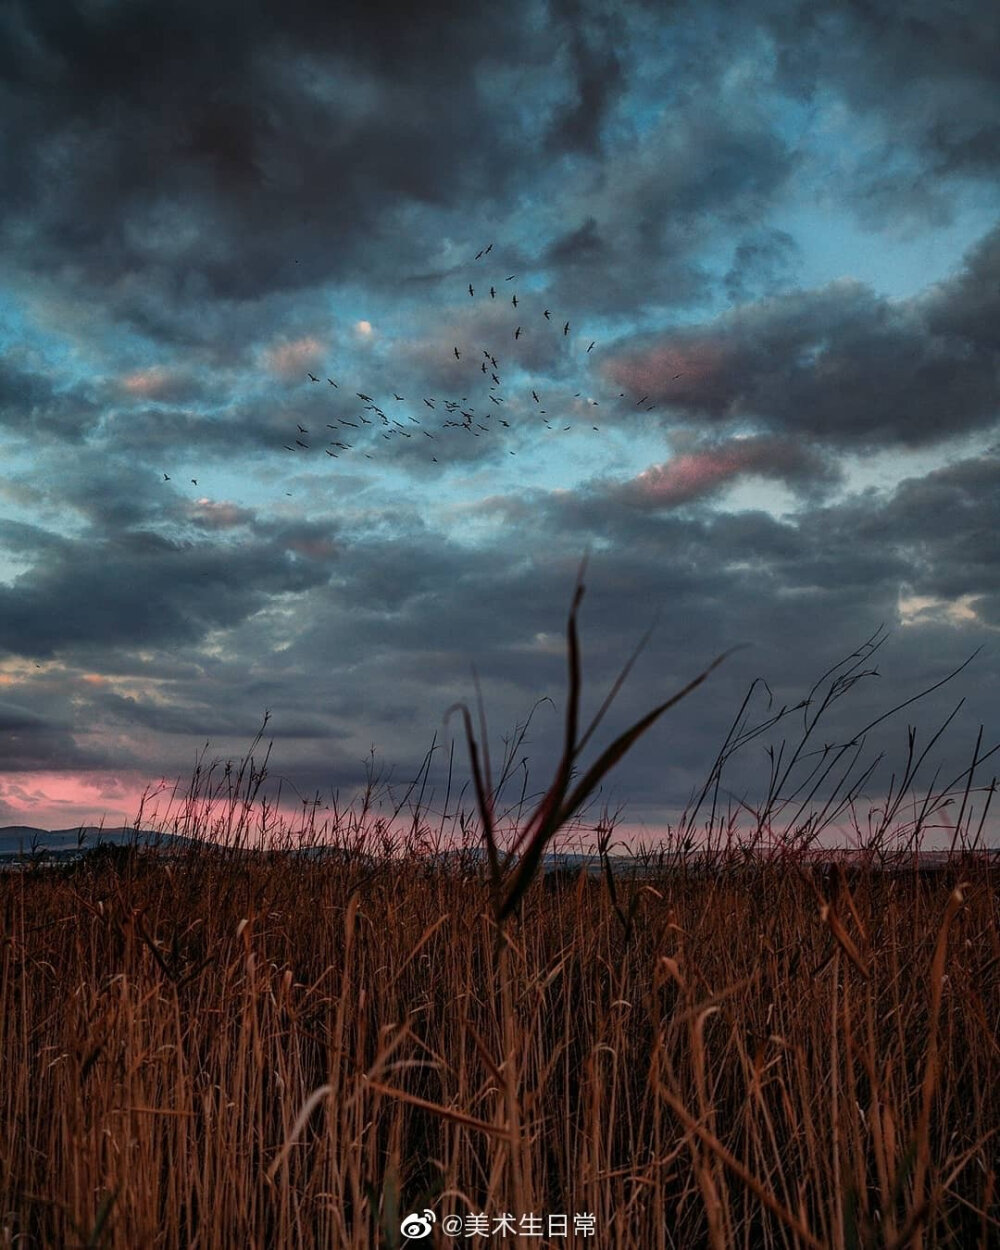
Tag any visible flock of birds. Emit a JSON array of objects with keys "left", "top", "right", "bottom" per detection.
[{"left": 161, "top": 243, "right": 684, "bottom": 490}]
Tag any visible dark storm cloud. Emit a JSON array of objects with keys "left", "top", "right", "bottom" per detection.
[
  {"left": 539, "top": 106, "right": 796, "bottom": 316},
  {"left": 724, "top": 229, "right": 800, "bottom": 304},
  {"left": 0, "top": 701, "right": 104, "bottom": 771},
  {"left": 0, "top": 351, "right": 101, "bottom": 441},
  {"left": 606, "top": 222, "right": 1000, "bottom": 450},
  {"left": 0, "top": 0, "right": 621, "bottom": 332},
  {"left": 544, "top": 0, "right": 627, "bottom": 156},
  {"left": 0, "top": 525, "right": 329, "bottom": 660},
  {"left": 764, "top": 0, "right": 1000, "bottom": 198},
  {"left": 873, "top": 452, "right": 1000, "bottom": 627}
]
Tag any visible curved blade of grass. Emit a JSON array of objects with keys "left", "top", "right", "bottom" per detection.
[{"left": 498, "top": 642, "right": 746, "bottom": 923}]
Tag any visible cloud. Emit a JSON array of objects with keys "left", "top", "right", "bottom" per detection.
[
  {"left": 605, "top": 222, "right": 1000, "bottom": 450},
  {"left": 262, "top": 337, "right": 325, "bottom": 379},
  {"left": 616, "top": 436, "right": 837, "bottom": 507}
]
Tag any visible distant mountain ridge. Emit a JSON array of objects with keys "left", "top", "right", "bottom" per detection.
[{"left": 0, "top": 825, "right": 184, "bottom": 860}]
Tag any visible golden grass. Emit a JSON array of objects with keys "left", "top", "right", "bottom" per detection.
[{"left": 2, "top": 844, "right": 997, "bottom": 1248}]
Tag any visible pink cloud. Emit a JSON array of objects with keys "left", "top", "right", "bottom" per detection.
[
  {"left": 620, "top": 437, "right": 825, "bottom": 507},
  {"left": 262, "top": 336, "right": 324, "bottom": 378},
  {"left": 604, "top": 338, "right": 728, "bottom": 403},
  {"left": 286, "top": 536, "right": 338, "bottom": 560},
  {"left": 120, "top": 366, "right": 171, "bottom": 397},
  {"left": 190, "top": 499, "right": 255, "bottom": 529}
]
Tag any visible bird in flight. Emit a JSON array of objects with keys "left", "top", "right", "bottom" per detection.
[
  {"left": 297, "top": 424, "right": 308, "bottom": 433},
  {"left": 163, "top": 473, "right": 170, "bottom": 480},
  {"left": 673, "top": 373, "right": 683, "bottom": 379},
  {"left": 490, "top": 286, "right": 496, "bottom": 299},
  {"left": 468, "top": 284, "right": 474, "bottom": 297},
  {"left": 328, "top": 378, "right": 338, "bottom": 387},
  {"left": 454, "top": 346, "right": 461, "bottom": 359},
  {"left": 514, "top": 326, "right": 521, "bottom": 340},
  {"left": 543, "top": 309, "right": 550, "bottom": 319},
  {"left": 563, "top": 322, "right": 570, "bottom": 335},
  {"left": 587, "top": 341, "right": 595, "bottom": 353},
  {"left": 532, "top": 390, "right": 539, "bottom": 403},
  {"left": 307, "top": 373, "right": 318, "bottom": 382},
  {"left": 295, "top": 439, "right": 309, "bottom": 448},
  {"left": 191, "top": 479, "right": 198, "bottom": 485},
  {"left": 512, "top": 293, "right": 518, "bottom": 308}
]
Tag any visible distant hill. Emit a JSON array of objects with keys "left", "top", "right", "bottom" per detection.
[{"left": 0, "top": 825, "right": 189, "bottom": 863}]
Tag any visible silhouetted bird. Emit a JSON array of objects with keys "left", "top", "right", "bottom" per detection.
[
  {"left": 394, "top": 393, "right": 404, "bottom": 401},
  {"left": 673, "top": 373, "right": 683, "bottom": 379},
  {"left": 454, "top": 346, "right": 460, "bottom": 359},
  {"left": 468, "top": 284, "right": 474, "bottom": 297},
  {"left": 563, "top": 322, "right": 569, "bottom": 335},
  {"left": 490, "top": 286, "right": 496, "bottom": 298},
  {"left": 484, "top": 243, "right": 493, "bottom": 255},
  {"left": 296, "top": 439, "right": 309, "bottom": 448},
  {"left": 191, "top": 479, "right": 198, "bottom": 485},
  {"left": 512, "top": 293, "right": 518, "bottom": 308},
  {"left": 543, "top": 309, "right": 550, "bottom": 319},
  {"left": 532, "top": 391, "right": 539, "bottom": 402},
  {"left": 328, "top": 378, "right": 338, "bottom": 386},
  {"left": 514, "top": 326, "right": 521, "bottom": 339},
  {"left": 297, "top": 424, "right": 308, "bottom": 433},
  {"left": 587, "top": 342, "right": 595, "bottom": 352},
  {"left": 307, "top": 373, "right": 318, "bottom": 382},
  {"left": 506, "top": 275, "right": 516, "bottom": 281},
  {"left": 163, "top": 473, "right": 170, "bottom": 480},
  {"left": 424, "top": 398, "right": 435, "bottom": 408}
]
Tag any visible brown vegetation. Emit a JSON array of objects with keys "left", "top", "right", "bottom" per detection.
[{"left": 2, "top": 568, "right": 997, "bottom": 1247}]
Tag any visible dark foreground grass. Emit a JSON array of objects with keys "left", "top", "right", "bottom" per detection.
[{"left": 2, "top": 843, "right": 997, "bottom": 1248}]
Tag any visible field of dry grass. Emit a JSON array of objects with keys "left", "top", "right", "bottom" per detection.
[
  {"left": 2, "top": 838, "right": 997, "bottom": 1249},
  {"left": 3, "top": 575, "right": 997, "bottom": 1247}
]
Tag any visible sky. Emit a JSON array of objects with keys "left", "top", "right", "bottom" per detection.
[{"left": 0, "top": 0, "right": 997, "bottom": 849}]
